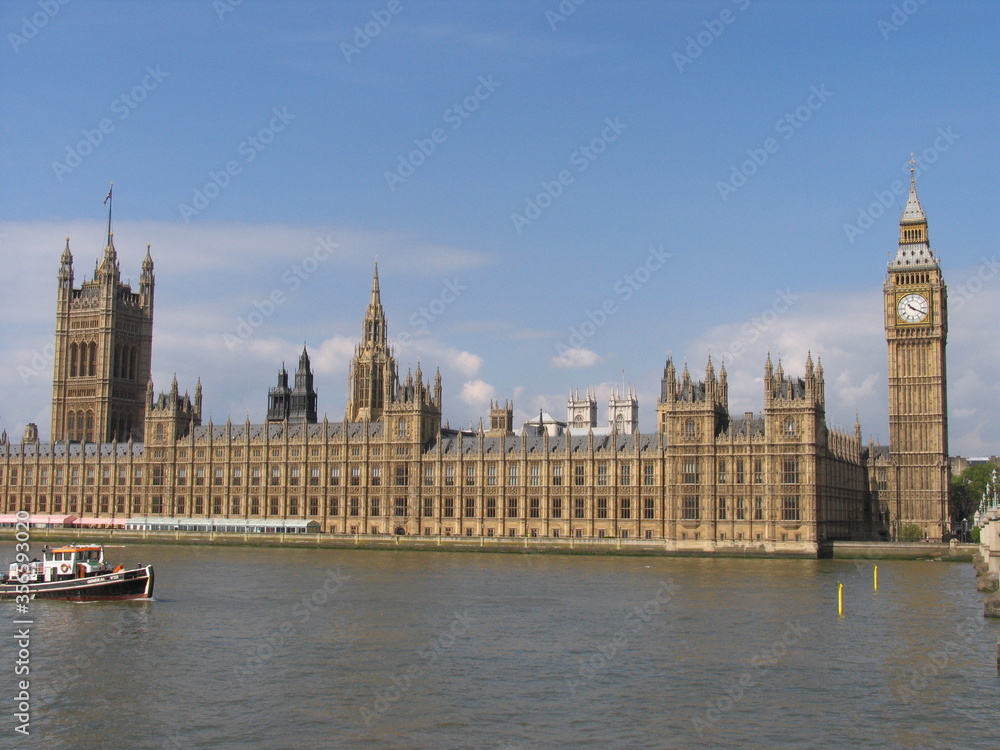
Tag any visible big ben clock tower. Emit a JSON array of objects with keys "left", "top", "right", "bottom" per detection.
[{"left": 884, "top": 159, "right": 949, "bottom": 540}]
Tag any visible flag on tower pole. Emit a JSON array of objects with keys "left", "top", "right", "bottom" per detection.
[{"left": 104, "top": 184, "right": 113, "bottom": 205}]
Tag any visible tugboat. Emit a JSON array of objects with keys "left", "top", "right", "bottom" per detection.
[{"left": 0, "top": 544, "right": 153, "bottom": 601}]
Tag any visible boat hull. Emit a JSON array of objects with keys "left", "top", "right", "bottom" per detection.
[{"left": 0, "top": 566, "right": 154, "bottom": 601}]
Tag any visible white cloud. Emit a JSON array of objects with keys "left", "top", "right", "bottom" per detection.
[
  {"left": 459, "top": 379, "right": 495, "bottom": 409},
  {"left": 551, "top": 347, "right": 603, "bottom": 369}
]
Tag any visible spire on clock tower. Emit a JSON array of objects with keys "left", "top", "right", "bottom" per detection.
[{"left": 892, "top": 156, "right": 936, "bottom": 268}]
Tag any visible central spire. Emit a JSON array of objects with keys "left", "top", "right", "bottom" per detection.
[{"left": 362, "top": 260, "right": 387, "bottom": 347}]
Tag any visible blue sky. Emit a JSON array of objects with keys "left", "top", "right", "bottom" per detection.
[{"left": 1, "top": 0, "right": 998, "bottom": 455}]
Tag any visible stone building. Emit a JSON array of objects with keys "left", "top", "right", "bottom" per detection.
[{"left": 0, "top": 169, "right": 951, "bottom": 545}]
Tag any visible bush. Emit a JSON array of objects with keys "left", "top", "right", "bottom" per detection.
[
  {"left": 971, "top": 527, "right": 981, "bottom": 544},
  {"left": 898, "top": 524, "right": 925, "bottom": 542}
]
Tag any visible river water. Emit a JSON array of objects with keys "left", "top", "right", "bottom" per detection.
[{"left": 6, "top": 545, "right": 999, "bottom": 749}]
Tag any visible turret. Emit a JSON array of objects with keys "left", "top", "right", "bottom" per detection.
[
  {"left": 140, "top": 243, "right": 154, "bottom": 299},
  {"left": 58, "top": 237, "right": 74, "bottom": 292}
]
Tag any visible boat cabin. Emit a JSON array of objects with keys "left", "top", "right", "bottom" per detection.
[{"left": 7, "top": 544, "right": 116, "bottom": 583}]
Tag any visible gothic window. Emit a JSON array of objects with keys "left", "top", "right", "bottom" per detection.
[
  {"left": 394, "top": 497, "right": 408, "bottom": 517},
  {"left": 736, "top": 497, "right": 746, "bottom": 520},
  {"left": 552, "top": 465, "right": 563, "bottom": 486},
  {"left": 424, "top": 466, "right": 434, "bottom": 486},
  {"left": 620, "top": 464, "right": 631, "bottom": 486},
  {"left": 643, "top": 497, "right": 654, "bottom": 519},
  {"left": 508, "top": 465, "right": 519, "bottom": 486},
  {"left": 620, "top": 498, "right": 631, "bottom": 519},
  {"left": 444, "top": 498, "right": 455, "bottom": 518},
  {"left": 754, "top": 497, "right": 763, "bottom": 520},
  {"left": 782, "top": 496, "right": 800, "bottom": 522},
  {"left": 85, "top": 410, "right": 94, "bottom": 442},
  {"left": 682, "top": 459, "right": 699, "bottom": 484},
  {"left": 754, "top": 459, "right": 764, "bottom": 484},
  {"left": 597, "top": 463, "right": 608, "bottom": 486},
  {"left": 397, "top": 418, "right": 408, "bottom": 438},
  {"left": 371, "top": 467, "right": 381, "bottom": 487},
  {"left": 574, "top": 465, "right": 585, "bottom": 486},
  {"left": 529, "top": 498, "right": 540, "bottom": 519},
  {"left": 486, "top": 498, "right": 497, "bottom": 518},
  {"left": 782, "top": 459, "right": 799, "bottom": 484},
  {"left": 530, "top": 463, "right": 540, "bottom": 487},
  {"left": 445, "top": 465, "right": 455, "bottom": 486},
  {"left": 574, "top": 415, "right": 585, "bottom": 428},
  {"left": 718, "top": 460, "right": 728, "bottom": 484},
  {"left": 68, "top": 413, "right": 76, "bottom": 441},
  {"left": 70, "top": 343, "right": 78, "bottom": 377},
  {"left": 785, "top": 418, "right": 796, "bottom": 437},
  {"left": 597, "top": 498, "right": 608, "bottom": 519},
  {"left": 573, "top": 498, "right": 585, "bottom": 519},
  {"left": 88, "top": 342, "right": 97, "bottom": 377},
  {"left": 507, "top": 498, "right": 518, "bottom": 518},
  {"left": 465, "top": 465, "right": 476, "bottom": 486},
  {"left": 643, "top": 464, "right": 654, "bottom": 486},
  {"left": 552, "top": 497, "right": 563, "bottom": 518},
  {"left": 719, "top": 497, "right": 727, "bottom": 520},
  {"left": 685, "top": 419, "right": 696, "bottom": 439},
  {"left": 487, "top": 464, "right": 497, "bottom": 486},
  {"left": 736, "top": 459, "right": 745, "bottom": 484},
  {"left": 682, "top": 496, "right": 700, "bottom": 520},
  {"left": 394, "top": 464, "right": 408, "bottom": 486},
  {"left": 464, "top": 498, "right": 475, "bottom": 517},
  {"left": 615, "top": 414, "right": 625, "bottom": 432}
]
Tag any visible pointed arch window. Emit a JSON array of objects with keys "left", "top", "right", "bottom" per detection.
[{"left": 69, "top": 343, "right": 78, "bottom": 377}]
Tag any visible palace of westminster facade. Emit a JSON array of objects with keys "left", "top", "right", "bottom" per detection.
[{"left": 0, "top": 173, "right": 952, "bottom": 547}]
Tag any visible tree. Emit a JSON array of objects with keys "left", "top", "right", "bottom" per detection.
[
  {"left": 899, "top": 523, "right": 924, "bottom": 542},
  {"left": 951, "top": 462, "right": 997, "bottom": 525}
]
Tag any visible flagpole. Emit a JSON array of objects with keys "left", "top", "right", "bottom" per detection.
[{"left": 104, "top": 182, "right": 113, "bottom": 246}]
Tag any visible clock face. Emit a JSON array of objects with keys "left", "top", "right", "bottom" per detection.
[{"left": 897, "top": 293, "right": 928, "bottom": 323}]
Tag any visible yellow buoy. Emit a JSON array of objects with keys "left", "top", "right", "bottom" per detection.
[
  {"left": 874, "top": 564, "right": 879, "bottom": 591},
  {"left": 838, "top": 581, "right": 844, "bottom": 616}
]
